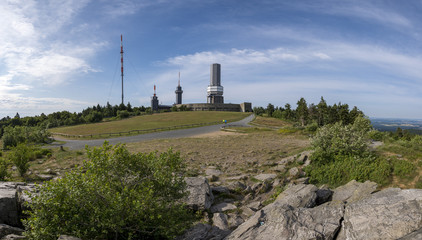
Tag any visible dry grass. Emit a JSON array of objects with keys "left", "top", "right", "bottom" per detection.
[{"left": 125, "top": 128, "right": 310, "bottom": 177}]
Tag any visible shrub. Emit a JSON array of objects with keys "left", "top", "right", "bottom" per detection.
[
  {"left": 368, "top": 130, "right": 384, "bottom": 141},
  {"left": 306, "top": 116, "right": 394, "bottom": 186},
  {"left": 23, "top": 142, "right": 195, "bottom": 240},
  {"left": 0, "top": 157, "right": 9, "bottom": 181},
  {"left": 117, "top": 110, "right": 130, "bottom": 119},
  {"left": 310, "top": 116, "right": 371, "bottom": 165},
  {"left": 2, "top": 126, "right": 51, "bottom": 149},
  {"left": 8, "top": 143, "right": 35, "bottom": 176}
]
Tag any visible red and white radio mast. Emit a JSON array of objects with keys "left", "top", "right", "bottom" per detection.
[{"left": 120, "top": 34, "right": 124, "bottom": 105}]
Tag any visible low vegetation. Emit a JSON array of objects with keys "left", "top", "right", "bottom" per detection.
[
  {"left": 2, "top": 125, "right": 51, "bottom": 149},
  {"left": 24, "top": 143, "right": 195, "bottom": 240}
]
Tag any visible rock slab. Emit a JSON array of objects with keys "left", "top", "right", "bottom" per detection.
[
  {"left": 185, "top": 177, "right": 214, "bottom": 211},
  {"left": 339, "top": 188, "right": 422, "bottom": 240}
]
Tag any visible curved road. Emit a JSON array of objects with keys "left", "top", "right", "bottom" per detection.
[{"left": 53, "top": 114, "right": 255, "bottom": 150}]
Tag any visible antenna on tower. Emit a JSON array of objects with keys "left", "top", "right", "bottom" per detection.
[
  {"left": 154, "top": 85, "right": 156, "bottom": 96},
  {"left": 120, "top": 34, "right": 124, "bottom": 105},
  {"left": 178, "top": 71, "right": 181, "bottom": 86}
]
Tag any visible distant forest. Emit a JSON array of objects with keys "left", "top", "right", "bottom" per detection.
[
  {"left": 0, "top": 102, "right": 148, "bottom": 138},
  {"left": 253, "top": 97, "right": 364, "bottom": 128}
]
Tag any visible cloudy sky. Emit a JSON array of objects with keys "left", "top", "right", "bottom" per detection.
[{"left": 1, "top": 0, "right": 422, "bottom": 119}]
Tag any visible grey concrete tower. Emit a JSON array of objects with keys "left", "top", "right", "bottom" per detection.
[
  {"left": 207, "top": 63, "right": 224, "bottom": 103},
  {"left": 175, "top": 72, "right": 183, "bottom": 104}
]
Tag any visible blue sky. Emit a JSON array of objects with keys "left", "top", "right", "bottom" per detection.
[{"left": 1, "top": 0, "right": 422, "bottom": 119}]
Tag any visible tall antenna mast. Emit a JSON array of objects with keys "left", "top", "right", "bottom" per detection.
[
  {"left": 178, "top": 71, "right": 180, "bottom": 86},
  {"left": 120, "top": 34, "right": 124, "bottom": 105}
]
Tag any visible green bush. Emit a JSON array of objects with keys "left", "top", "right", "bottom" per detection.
[
  {"left": 305, "top": 122, "right": 318, "bottom": 133},
  {"left": 310, "top": 116, "right": 371, "bottom": 165},
  {"left": 2, "top": 126, "right": 51, "bottom": 149},
  {"left": 0, "top": 157, "right": 9, "bottom": 181},
  {"left": 23, "top": 142, "right": 195, "bottom": 240},
  {"left": 117, "top": 110, "right": 130, "bottom": 119},
  {"left": 34, "top": 148, "right": 52, "bottom": 159},
  {"left": 306, "top": 116, "right": 395, "bottom": 186},
  {"left": 368, "top": 130, "right": 384, "bottom": 141},
  {"left": 8, "top": 143, "right": 35, "bottom": 176}
]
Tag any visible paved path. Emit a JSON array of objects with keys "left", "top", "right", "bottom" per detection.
[{"left": 52, "top": 114, "right": 255, "bottom": 150}]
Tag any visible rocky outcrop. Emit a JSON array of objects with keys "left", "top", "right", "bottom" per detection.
[
  {"left": 337, "top": 188, "right": 422, "bottom": 240},
  {"left": 185, "top": 177, "right": 214, "bottom": 211},
  {"left": 275, "top": 183, "right": 318, "bottom": 208},
  {"left": 0, "top": 183, "right": 20, "bottom": 227},
  {"left": 0, "top": 224, "right": 24, "bottom": 239},
  {"left": 225, "top": 203, "right": 344, "bottom": 240},
  {"left": 176, "top": 223, "right": 231, "bottom": 240},
  {"left": 331, "top": 180, "right": 377, "bottom": 204}
]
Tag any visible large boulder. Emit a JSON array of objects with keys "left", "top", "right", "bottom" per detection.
[
  {"left": 185, "top": 177, "right": 214, "bottom": 211},
  {"left": 338, "top": 188, "right": 422, "bottom": 240},
  {"left": 0, "top": 224, "right": 24, "bottom": 239},
  {"left": 0, "top": 183, "right": 19, "bottom": 227},
  {"left": 332, "top": 180, "right": 377, "bottom": 204},
  {"left": 275, "top": 183, "right": 318, "bottom": 208},
  {"left": 225, "top": 202, "right": 344, "bottom": 240},
  {"left": 177, "top": 223, "right": 231, "bottom": 240}
]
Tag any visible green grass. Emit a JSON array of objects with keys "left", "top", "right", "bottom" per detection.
[{"left": 51, "top": 111, "right": 251, "bottom": 138}]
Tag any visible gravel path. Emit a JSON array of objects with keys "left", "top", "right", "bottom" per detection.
[{"left": 52, "top": 114, "right": 255, "bottom": 150}]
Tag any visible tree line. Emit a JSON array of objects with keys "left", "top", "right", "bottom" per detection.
[
  {"left": 253, "top": 97, "right": 364, "bottom": 127},
  {"left": 0, "top": 102, "right": 149, "bottom": 139}
]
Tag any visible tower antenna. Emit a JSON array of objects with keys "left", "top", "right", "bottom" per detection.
[
  {"left": 178, "top": 71, "right": 180, "bottom": 86},
  {"left": 120, "top": 34, "right": 124, "bottom": 105}
]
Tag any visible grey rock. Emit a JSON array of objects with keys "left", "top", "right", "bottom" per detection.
[
  {"left": 185, "top": 177, "right": 214, "bottom": 211},
  {"left": 177, "top": 223, "right": 231, "bottom": 240},
  {"left": 225, "top": 202, "right": 344, "bottom": 240},
  {"left": 294, "top": 177, "right": 309, "bottom": 184},
  {"left": 332, "top": 180, "right": 377, "bottom": 204},
  {"left": 57, "top": 236, "right": 82, "bottom": 240},
  {"left": 398, "top": 227, "right": 422, "bottom": 240},
  {"left": 272, "top": 178, "right": 281, "bottom": 187},
  {"left": 0, "top": 183, "right": 19, "bottom": 227},
  {"left": 253, "top": 174, "right": 276, "bottom": 182},
  {"left": 0, "top": 224, "right": 23, "bottom": 239},
  {"left": 1, "top": 234, "right": 26, "bottom": 240},
  {"left": 227, "top": 181, "right": 246, "bottom": 192},
  {"left": 206, "top": 168, "right": 223, "bottom": 177},
  {"left": 271, "top": 164, "right": 285, "bottom": 172},
  {"left": 250, "top": 183, "right": 261, "bottom": 192},
  {"left": 226, "top": 175, "right": 248, "bottom": 181},
  {"left": 211, "top": 186, "right": 230, "bottom": 194},
  {"left": 227, "top": 213, "right": 244, "bottom": 230},
  {"left": 211, "top": 203, "right": 237, "bottom": 213},
  {"left": 316, "top": 187, "right": 333, "bottom": 206},
  {"left": 275, "top": 183, "right": 318, "bottom": 208},
  {"left": 36, "top": 174, "right": 54, "bottom": 181},
  {"left": 213, "top": 213, "right": 229, "bottom": 230},
  {"left": 240, "top": 206, "right": 255, "bottom": 219},
  {"left": 278, "top": 156, "right": 295, "bottom": 165},
  {"left": 340, "top": 188, "right": 422, "bottom": 240},
  {"left": 246, "top": 201, "right": 261, "bottom": 211},
  {"left": 288, "top": 167, "right": 300, "bottom": 178}
]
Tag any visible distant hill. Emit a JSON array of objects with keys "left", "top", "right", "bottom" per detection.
[{"left": 371, "top": 118, "right": 422, "bottom": 134}]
